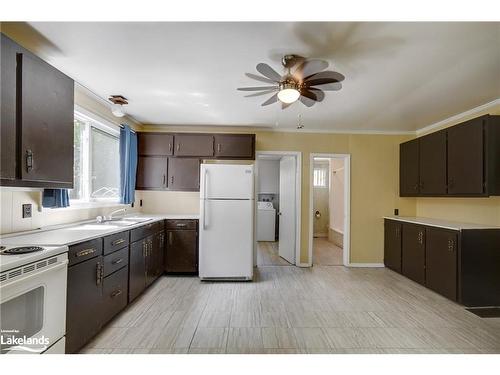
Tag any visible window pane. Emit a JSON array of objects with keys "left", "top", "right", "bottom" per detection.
[
  {"left": 91, "top": 128, "right": 120, "bottom": 199},
  {"left": 313, "top": 168, "right": 328, "bottom": 187},
  {"left": 69, "top": 118, "right": 85, "bottom": 200}
]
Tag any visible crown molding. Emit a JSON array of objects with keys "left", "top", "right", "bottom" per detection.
[{"left": 415, "top": 98, "right": 500, "bottom": 136}]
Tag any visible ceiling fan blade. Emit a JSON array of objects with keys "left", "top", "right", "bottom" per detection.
[
  {"left": 256, "top": 63, "right": 282, "bottom": 81},
  {"left": 309, "top": 88, "right": 325, "bottom": 102},
  {"left": 304, "top": 70, "right": 345, "bottom": 82},
  {"left": 305, "top": 77, "right": 340, "bottom": 87},
  {"left": 316, "top": 82, "right": 342, "bottom": 91},
  {"left": 299, "top": 95, "right": 316, "bottom": 107},
  {"left": 245, "top": 72, "right": 277, "bottom": 84},
  {"left": 237, "top": 86, "right": 277, "bottom": 91},
  {"left": 300, "top": 89, "right": 318, "bottom": 101},
  {"left": 244, "top": 89, "right": 277, "bottom": 97},
  {"left": 294, "top": 59, "right": 329, "bottom": 81},
  {"left": 261, "top": 93, "right": 278, "bottom": 106}
]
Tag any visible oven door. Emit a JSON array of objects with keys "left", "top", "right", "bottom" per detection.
[{"left": 0, "top": 253, "right": 68, "bottom": 354}]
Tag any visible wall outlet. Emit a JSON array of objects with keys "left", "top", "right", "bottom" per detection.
[
  {"left": 394, "top": 208, "right": 399, "bottom": 216},
  {"left": 140, "top": 199, "right": 143, "bottom": 207},
  {"left": 22, "top": 204, "right": 32, "bottom": 218}
]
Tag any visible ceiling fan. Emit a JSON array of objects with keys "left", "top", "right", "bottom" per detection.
[{"left": 237, "top": 54, "right": 344, "bottom": 109}]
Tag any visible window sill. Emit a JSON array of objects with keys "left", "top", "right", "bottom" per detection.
[{"left": 41, "top": 200, "right": 129, "bottom": 212}]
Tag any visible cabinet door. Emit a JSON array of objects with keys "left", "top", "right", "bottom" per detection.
[
  {"left": 402, "top": 223, "right": 426, "bottom": 285},
  {"left": 214, "top": 134, "right": 255, "bottom": 159},
  {"left": 165, "top": 230, "right": 198, "bottom": 273},
  {"left": 447, "top": 118, "right": 484, "bottom": 195},
  {"left": 0, "top": 34, "right": 17, "bottom": 181},
  {"left": 168, "top": 157, "right": 200, "bottom": 191},
  {"left": 19, "top": 51, "right": 74, "bottom": 186},
  {"left": 136, "top": 156, "right": 168, "bottom": 190},
  {"left": 145, "top": 235, "right": 156, "bottom": 287},
  {"left": 102, "top": 266, "right": 129, "bottom": 325},
  {"left": 149, "top": 231, "right": 165, "bottom": 281},
  {"left": 174, "top": 134, "right": 214, "bottom": 157},
  {"left": 419, "top": 131, "right": 447, "bottom": 195},
  {"left": 399, "top": 140, "right": 420, "bottom": 196},
  {"left": 128, "top": 240, "right": 146, "bottom": 302},
  {"left": 425, "top": 228, "right": 458, "bottom": 301},
  {"left": 66, "top": 256, "right": 103, "bottom": 353},
  {"left": 138, "top": 133, "right": 173, "bottom": 156},
  {"left": 384, "top": 219, "right": 402, "bottom": 272}
]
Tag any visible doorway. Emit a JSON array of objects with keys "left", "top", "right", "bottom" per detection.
[
  {"left": 255, "top": 151, "right": 302, "bottom": 267},
  {"left": 309, "top": 154, "right": 350, "bottom": 266}
]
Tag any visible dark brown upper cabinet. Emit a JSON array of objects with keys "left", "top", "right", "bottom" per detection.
[
  {"left": 425, "top": 227, "right": 458, "bottom": 301},
  {"left": 1, "top": 34, "right": 17, "bottom": 181},
  {"left": 0, "top": 33, "right": 74, "bottom": 189},
  {"left": 401, "top": 223, "right": 426, "bottom": 285},
  {"left": 399, "top": 139, "right": 420, "bottom": 196},
  {"left": 399, "top": 114, "right": 499, "bottom": 197},
  {"left": 214, "top": 134, "right": 255, "bottom": 159},
  {"left": 419, "top": 130, "right": 447, "bottom": 195},
  {"left": 174, "top": 134, "right": 214, "bottom": 157},
  {"left": 136, "top": 156, "right": 168, "bottom": 190},
  {"left": 168, "top": 158, "right": 200, "bottom": 191},
  {"left": 384, "top": 219, "right": 402, "bottom": 272},
  {"left": 447, "top": 117, "right": 484, "bottom": 196},
  {"left": 138, "top": 132, "right": 173, "bottom": 156}
]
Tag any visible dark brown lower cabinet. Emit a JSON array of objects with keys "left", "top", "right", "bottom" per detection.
[
  {"left": 425, "top": 227, "right": 458, "bottom": 301},
  {"left": 165, "top": 220, "right": 198, "bottom": 274},
  {"left": 102, "top": 266, "right": 129, "bottom": 325},
  {"left": 384, "top": 219, "right": 402, "bottom": 272},
  {"left": 66, "top": 255, "right": 103, "bottom": 354},
  {"left": 401, "top": 223, "right": 426, "bottom": 285},
  {"left": 128, "top": 239, "right": 147, "bottom": 302}
]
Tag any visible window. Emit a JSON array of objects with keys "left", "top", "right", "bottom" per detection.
[
  {"left": 70, "top": 112, "right": 120, "bottom": 203},
  {"left": 313, "top": 168, "right": 328, "bottom": 188}
]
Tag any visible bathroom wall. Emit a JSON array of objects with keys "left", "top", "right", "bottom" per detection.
[
  {"left": 329, "top": 158, "right": 345, "bottom": 247},
  {"left": 312, "top": 159, "right": 330, "bottom": 237}
]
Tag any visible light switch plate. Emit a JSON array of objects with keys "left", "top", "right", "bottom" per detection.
[{"left": 22, "top": 203, "right": 32, "bottom": 218}]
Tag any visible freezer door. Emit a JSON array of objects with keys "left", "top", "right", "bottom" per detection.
[
  {"left": 199, "top": 199, "right": 254, "bottom": 279},
  {"left": 200, "top": 164, "right": 254, "bottom": 200}
]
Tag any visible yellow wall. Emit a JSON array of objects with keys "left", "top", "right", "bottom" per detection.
[
  {"left": 414, "top": 103, "right": 500, "bottom": 227},
  {"left": 142, "top": 125, "right": 415, "bottom": 264}
]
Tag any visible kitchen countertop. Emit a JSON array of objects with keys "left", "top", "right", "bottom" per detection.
[
  {"left": 383, "top": 216, "right": 500, "bottom": 231},
  {"left": 0, "top": 213, "right": 199, "bottom": 247}
]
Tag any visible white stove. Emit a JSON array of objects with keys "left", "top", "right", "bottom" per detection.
[{"left": 0, "top": 244, "right": 68, "bottom": 354}]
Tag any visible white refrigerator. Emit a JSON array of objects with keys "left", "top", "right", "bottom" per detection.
[{"left": 199, "top": 164, "right": 254, "bottom": 281}]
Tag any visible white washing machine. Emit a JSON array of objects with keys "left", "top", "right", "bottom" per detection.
[{"left": 257, "top": 201, "right": 276, "bottom": 241}]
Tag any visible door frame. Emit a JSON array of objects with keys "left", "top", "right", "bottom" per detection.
[
  {"left": 309, "top": 153, "right": 351, "bottom": 267},
  {"left": 255, "top": 151, "right": 302, "bottom": 267}
]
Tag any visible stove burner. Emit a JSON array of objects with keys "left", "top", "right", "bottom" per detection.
[{"left": 2, "top": 246, "right": 44, "bottom": 255}]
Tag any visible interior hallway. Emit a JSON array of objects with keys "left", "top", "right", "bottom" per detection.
[
  {"left": 81, "top": 266, "right": 500, "bottom": 354},
  {"left": 313, "top": 238, "right": 343, "bottom": 266}
]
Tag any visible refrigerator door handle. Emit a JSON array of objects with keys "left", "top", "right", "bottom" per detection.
[{"left": 203, "top": 169, "right": 208, "bottom": 230}]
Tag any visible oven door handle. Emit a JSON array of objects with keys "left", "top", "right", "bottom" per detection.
[{"left": 1, "top": 260, "right": 68, "bottom": 289}]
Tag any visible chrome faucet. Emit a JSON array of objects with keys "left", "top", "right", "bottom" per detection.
[{"left": 96, "top": 208, "right": 127, "bottom": 223}]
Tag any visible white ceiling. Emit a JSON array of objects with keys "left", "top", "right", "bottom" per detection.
[{"left": 28, "top": 22, "right": 500, "bottom": 132}]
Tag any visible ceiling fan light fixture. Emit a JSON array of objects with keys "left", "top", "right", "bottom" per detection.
[
  {"left": 109, "top": 95, "right": 128, "bottom": 118},
  {"left": 111, "top": 103, "right": 126, "bottom": 117},
  {"left": 277, "top": 82, "right": 300, "bottom": 104}
]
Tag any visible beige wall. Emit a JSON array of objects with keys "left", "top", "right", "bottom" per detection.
[{"left": 414, "top": 103, "right": 500, "bottom": 227}]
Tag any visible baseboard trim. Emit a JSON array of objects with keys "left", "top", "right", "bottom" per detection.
[
  {"left": 297, "top": 262, "right": 312, "bottom": 268},
  {"left": 346, "top": 263, "right": 385, "bottom": 268}
]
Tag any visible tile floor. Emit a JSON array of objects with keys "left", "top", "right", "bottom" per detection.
[
  {"left": 313, "top": 238, "right": 343, "bottom": 266},
  {"left": 81, "top": 265, "right": 500, "bottom": 354},
  {"left": 257, "top": 241, "right": 291, "bottom": 266}
]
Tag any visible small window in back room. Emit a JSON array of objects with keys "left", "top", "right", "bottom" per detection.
[
  {"left": 313, "top": 168, "right": 328, "bottom": 187},
  {"left": 70, "top": 111, "right": 120, "bottom": 203}
]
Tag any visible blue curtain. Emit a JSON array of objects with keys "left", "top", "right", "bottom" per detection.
[
  {"left": 119, "top": 124, "right": 138, "bottom": 204},
  {"left": 42, "top": 189, "right": 70, "bottom": 208}
]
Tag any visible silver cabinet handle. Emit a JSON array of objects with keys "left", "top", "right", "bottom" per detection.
[
  {"left": 111, "top": 289, "right": 122, "bottom": 298},
  {"left": 76, "top": 248, "right": 96, "bottom": 257},
  {"left": 171, "top": 175, "right": 174, "bottom": 185},
  {"left": 96, "top": 262, "right": 102, "bottom": 285},
  {"left": 26, "top": 149, "right": 33, "bottom": 173},
  {"left": 217, "top": 143, "right": 221, "bottom": 153},
  {"left": 111, "top": 238, "right": 125, "bottom": 246},
  {"left": 176, "top": 143, "right": 180, "bottom": 151},
  {"left": 448, "top": 239, "right": 455, "bottom": 252},
  {"left": 163, "top": 174, "right": 166, "bottom": 187},
  {"left": 112, "top": 258, "right": 123, "bottom": 265}
]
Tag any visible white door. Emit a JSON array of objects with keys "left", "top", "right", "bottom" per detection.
[
  {"left": 279, "top": 156, "right": 296, "bottom": 264},
  {"left": 200, "top": 164, "right": 254, "bottom": 199},
  {"left": 199, "top": 199, "right": 254, "bottom": 279}
]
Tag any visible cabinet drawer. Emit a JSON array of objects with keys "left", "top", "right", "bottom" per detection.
[
  {"left": 103, "top": 231, "right": 130, "bottom": 255},
  {"left": 68, "top": 238, "right": 103, "bottom": 266},
  {"left": 130, "top": 221, "right": 164, "bottom": 242},
  {"left": 102, "top": 266, "right": 128, "bottom": 325},
  {"left": 103, "top": 246, "right": 129, "bottom": 277},
  {"left": 166, "top": 219, "right": 198, "bottom": 230}
]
